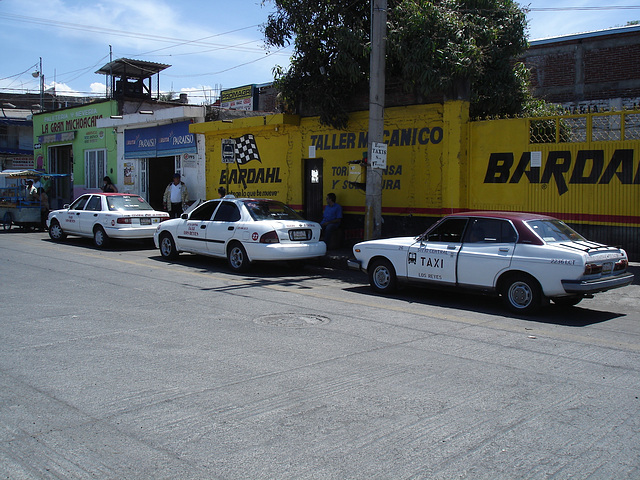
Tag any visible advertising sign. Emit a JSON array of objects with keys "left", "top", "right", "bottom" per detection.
[{"left": 220, "top": 85, "right": 255, "bottom": 111}]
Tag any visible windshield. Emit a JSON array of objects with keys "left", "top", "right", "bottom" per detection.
[
  {"left": 244, "top": 200, "right": 304, "bottom": 221},
  {"left": 526, "top": 219, "right": 585, "bottom": 243},
  {"left": 107, "top": 195, "right": 154, "bottom": 211}
]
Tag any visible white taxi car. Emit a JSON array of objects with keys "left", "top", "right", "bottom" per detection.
[
  {"left": 349, "top": 211, "right": 634, "bottom": 313},
  {"left": 154, "top": 197, "right": 326, "bottom": 271},
  {"left": 47, "top": 193, "right": 169, "bottom": 247}
]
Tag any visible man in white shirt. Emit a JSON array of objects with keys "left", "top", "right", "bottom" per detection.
[{"left": 162, "top": 173, "right": 189, "bottom": 218}]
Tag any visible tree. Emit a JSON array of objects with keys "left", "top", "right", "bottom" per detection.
[{"left": 263, "top": 0, "right": 531, "bottom": 128}]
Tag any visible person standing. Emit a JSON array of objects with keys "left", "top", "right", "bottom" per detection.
[
  {"left": 163, "top": 173, "right": 189, "bottom": 218},
  {"left": 101, "top": 176, "right": 118, "bottom": 193}
]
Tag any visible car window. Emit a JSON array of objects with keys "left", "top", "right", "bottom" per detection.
[
  {"left": 85, "top": 196, "right": 103, "bottom": 212},
  {"left": 213, "top": 201, "right": 241, "bottom": 222},
  {"left": 189, "top": 200, "right": 219, "bottom": 221},
  {"left": 526, "top": 219, "right": 585, "bottom": 243},
  {"left": 107, "top": 195, "right": 154, "bottom": 211},
  {"left": 463, "top": 218, "right": 517, "bottom": 243},
  {"left": 244, "top": 200, "right": 303, "bottom": 221},
  {"left": 69, "top": 196, "right": 89, "bottom": 210},
  {"left": 425, "top": 218, "right": 467, "bottom": 243}
]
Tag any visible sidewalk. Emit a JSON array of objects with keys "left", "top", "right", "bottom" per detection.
[{"left": 318, "top": 246, "right": 353, "bottom": 270}]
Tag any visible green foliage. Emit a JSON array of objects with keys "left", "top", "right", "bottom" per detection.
[{"left": 263, "top": 0, "right": 531, "bottom": 128}]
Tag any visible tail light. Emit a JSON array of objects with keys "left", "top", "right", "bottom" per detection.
[
  {"left": 583, "top": 263, "right": 603, "bottom": 275},
  {"left": 614, "top": 259, "right": 628, "bottom": 271},
  {"left": 260, "top": 231, "right": 279, "bottom": 244},
  {"left": 117, "top": 217, "right": 132, "bottom": 224}
]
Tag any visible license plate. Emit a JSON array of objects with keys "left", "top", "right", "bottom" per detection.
[
  {"left": 291, "top": 230, "right": 308, "bottom": 240},
  {"left": 140, "top": 218, "right": 151, "bottom": 225},
  {"left": 602, "top": 262, "right": 613, "bottom": 274}
]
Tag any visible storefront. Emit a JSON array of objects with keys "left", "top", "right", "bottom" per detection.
[
  {"left": 97, "top": 106, "right": 207, "bottom": 211},
  {"left": 32, "top": 100, "right": 117, "bottom": 209}
]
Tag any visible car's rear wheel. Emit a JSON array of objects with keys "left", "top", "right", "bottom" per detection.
[
  {"left": 48, "top": 219, "right": 66, "bottom": 241},
  {"left": 501, "top": 273, "right": 542, "bottom": 314},
  {"left": 552, "top": 296, "right": 583, "bottom": 307},
  {"left": 227, "top": 242, "right": 250, "bottom": 272},
  {"left": 93, "top": 226, "right": 109, "bottom": 248},
  {"left": 159, "top": 233, "right": 178, "bottom": 259},
  {"left": 368, "top": 258, "right": 397, "bottom": 294}
]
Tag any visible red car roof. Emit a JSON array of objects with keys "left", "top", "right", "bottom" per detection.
[{"left": 445, "top": 211, "right": 554, "bottom": 245}]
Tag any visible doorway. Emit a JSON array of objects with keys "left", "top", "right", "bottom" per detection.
[
  {"left": 148, "top": 156, "right": 177, "bottom": 211},
  {"left": 303, "top": 158, "right": 323, "bottom": 222},
  {"left": 48, "top": 144, "right": 73, "bottom": 209}
]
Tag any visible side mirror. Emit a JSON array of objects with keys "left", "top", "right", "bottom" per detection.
[
  {"left": 63, "top": 204, "right": 70, "bottom": 209},
  {"left": 181, "top": 213, "right": 188, "bottom": 220}
]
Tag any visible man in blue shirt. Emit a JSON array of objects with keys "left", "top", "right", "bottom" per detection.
[{"left": 321, "top": 192, "right": 342, "bottom": 248}]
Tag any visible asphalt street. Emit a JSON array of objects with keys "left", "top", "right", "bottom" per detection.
[{"left": 1, "top": 231, "right": 639, "bottom": 479}]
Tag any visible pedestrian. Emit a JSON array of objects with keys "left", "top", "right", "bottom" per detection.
[
  {"left": 25, "top": 179, "right": 38, "bottom": 200},
  {"left": 163, "top": 173, "right": 189, "bottom": 218},
  {"left": 101, "top": 176, "right": 118, "bottom": 193},
  {"left": 321, "top": 192, "right": 342, "bottom": 249},
  {"left": 218, "top": 186, "right": 227, "bottom": 198},
  {"left": 38, "top": 187, "right": 49, "bottom": 230}
]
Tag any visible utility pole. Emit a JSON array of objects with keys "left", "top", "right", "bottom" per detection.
[{"left": 365, "top": 0, "right": 387, "bottom": 240}]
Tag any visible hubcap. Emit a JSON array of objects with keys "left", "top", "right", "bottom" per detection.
[
  {"left": 161, "top": 238, "right": 171, "bottom": 256},
  {"left": 509, "top": 281, "right": 532, "bottom": 308},
  {"left": 230, "top": 248, "right": 243, "bottom": 268},
  {"left": 374, "top": 266, "right": 390, "bottom": 288}
]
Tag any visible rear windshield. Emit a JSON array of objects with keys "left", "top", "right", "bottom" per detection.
[
  {"left": 107, "top": 195, "right": 154, "bottom": 211},
  {"left": 243, "top": 200, "right": 303, "bottom": 221},
  {"left": 526, "top": 219, "right": 585, "bottom": 243}
]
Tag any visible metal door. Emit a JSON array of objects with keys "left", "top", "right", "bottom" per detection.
[{"left": 304, "top": 158, "right": 323, "bottom": 222}]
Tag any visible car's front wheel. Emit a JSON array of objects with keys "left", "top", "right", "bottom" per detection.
[
  {"left": 93, "top": 226, "right": 109, "bottom": 248},
  {"left": 368, "top": 258, "right": 398, "bottom": 294},
  {"left": 48, "top": 219, "right": 66, "bottom": 241},
  {"left": 227, "top": 242, "right": 250, "bottom": 272},
  {"left": 2, "top": 212, "right": 12, "bottom": 230},
  {"left": 501, "top": 273, "right": 542, "bottom": 314},
  {"left": 159, "top": 233, "right": 178, "bottom": 259}
]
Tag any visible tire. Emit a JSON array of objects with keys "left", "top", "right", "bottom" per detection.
[
  {"left": 2, "top": 212, "right": 11, "bottom": 230},
  {"left": 368, "top": 258, "right": 398, "bottom": 294},
  {"left": 501, "top": 273, "right": 542, "bottom": 314},
  {"left": 93, "top": 226, "right": 110, "bottom": 248},
  {"left": 48, "top": 219, "right": 66, "bottom": 241},
  {"left": 159, "top": 233, "right": 179, "bottom": 259},
  {"left": 227, "top": 242, "right": 250, "bottom": 272},
  {"left": 552, "top": 296, "right": 583, "bottom": 307}
]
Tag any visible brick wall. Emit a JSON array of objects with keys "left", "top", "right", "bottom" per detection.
[{"left": 520, "top": 27, "right": 640, "bottom": 107}]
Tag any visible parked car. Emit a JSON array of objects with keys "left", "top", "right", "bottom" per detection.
[
  {"left": 47, "top": 193, "right": 169, "bottom": 247},
  {"left": 348, "top": 211, "right": 634, "bottom": 313},
  {"left": 154, "top": 197, "right": 326, "bottom": 271}
]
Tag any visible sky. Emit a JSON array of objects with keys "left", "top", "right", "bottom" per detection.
[{"left": 1, "top": 0, "right": 640, "bottom": 105}]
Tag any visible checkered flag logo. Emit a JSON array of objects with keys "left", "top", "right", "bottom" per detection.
[{"left": 234, "top": 134, "right": 261, "bottom": 165}]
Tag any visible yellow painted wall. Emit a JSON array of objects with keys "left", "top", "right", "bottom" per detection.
[
  {"left": 191, "top": 103, "right": 454, "bottom": 215},
  {"left": 469, "top": 115, "right": 640, "bottom": 227}
]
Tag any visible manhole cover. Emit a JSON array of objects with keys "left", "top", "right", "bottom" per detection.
[{"left": 254, "top": 313, "right": 331, "bottom": 328}]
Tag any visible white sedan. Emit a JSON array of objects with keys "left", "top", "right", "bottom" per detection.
[
  {"left": 349, "top": 211, "right": 634, "bottom": 313},
  {"left": 47, "top": 193, "right": 169, "bottom": 247},
  {"left": 154, "top": 197, "right": 326, "bottom": 271}
]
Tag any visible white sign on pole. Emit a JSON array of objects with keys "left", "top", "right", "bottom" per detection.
[{"left": 371, "top": 142, "right": 387, "bottom": 169}]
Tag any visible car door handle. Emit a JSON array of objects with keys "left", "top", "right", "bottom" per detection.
[
  {"left": 200, "top": 224, "right": 206, "bottom": 229},
  {"left": 228, "top": 226, "right": 234, "bottom": 231},
  {"left": 93, "top": 214, "right": 98, "bottom": 217},
  {"left": 499, "top": 247, "right": 510, "bottom": 252},
  {"left": 447, "top": 245, "right": 457, "bottom": 250}
]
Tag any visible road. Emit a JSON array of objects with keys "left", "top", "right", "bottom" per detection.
[{"left": 1, "top": 231, "right": 639, "bottom": 479}]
